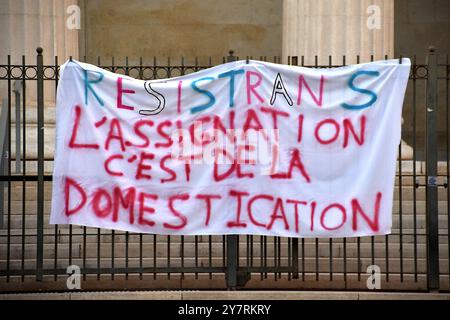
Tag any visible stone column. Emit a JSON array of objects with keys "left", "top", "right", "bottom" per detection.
[
  {"left": 0, "top": 0, "right": 80, "bottom": 162},
  {"left": 282, "top": 0, "right": 394, "bottom": 64},
  {"left": 282, "top": 0, "right": 413, "bottom": 159},
  {"left": 0, "top": 0, "right": 80, "bottom": 106}
]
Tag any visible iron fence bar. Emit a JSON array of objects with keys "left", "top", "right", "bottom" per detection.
[
  {"left": 301, "top": 223, "right": 305, "bottom": 280},
  {"left": 287, "top": 237, "right": 291, "bottom": 280},
  {"left": 195, "top": 235, "right": 198, "bottom": 279},
  {"left": 225, "top": 50, "right": 238, "bottom": 290},
  {"left": 83, "top": 226, "right": 87, "bottom": 281},
  {"left": 399, "top": 121, "right": 404, "bottom": 283},
  {"left": 384, "top": 54, "right": 390, "bottom": 283},
  {"left": 342, "top": 55, "right": 347, "bottom": 287},
  {"left": 181, "top": 235, "right": 185, "bottom": 280},
  {"left": 278, "top": 237, "right": 281, "bottom": 278},
  {"left": 139, "top": 233, "right": 143, "bottom": 280},
  {"left": 35, "top": 47, "right": 44, "bottom": 281},
  {"left": 356, "top": 55, "right": 362, "bottom": 282},
  {"left": 125, "top": 56, "right": 130, "bottom": 281},
  {"left": 69, "top": 56, "right": 73, "bottom": 280},
  {"left": 250, "top": 235, "right": 254, "bottom": 271},
  {"left": 209, "top": 235, "right": 212, "bottom": 279},
  {"left": 110, "top": 228, "right": 115, "bottom": 280},
  {"left": 315, "top": 238, "right": 319, "bottom": 281},
  {"left": 343, "top": 237, "right": 347, "bottom": 288},
  {"left": 0, "top": 98, "right": 8, "bottom": 230},
  {"left": 6, "top": 54, "right": 12, "bottom": 283},
  {"left": 329, "top": 239, "right": 333, "bottom": 281},
  {"left": 425, "top": 46, "right": 439, "bottom": 291},
  {"left": 153, "top": 234, "right": 156, "bottom": 280},
  {"left": 167, "top": 234, "right": 171, "bottom": 280},
  {"left": 370, "top": 55, "right": 376, "bottom": 271},
  {"left": 53, "top": 55, "right": 59, "bottom": 281},
  {"left": 246, "top": 235, "right": 250, "bottom": 274},
  {"left": 222, "top": 235, "right": 226, "bottom": 270},
  {"left": 13, "top": 80, "right": 22, "bottom": 173},
  {"left": 328, "top": 55, "right": 334, "bottom": 282},
  {"left": 138, "top": 57, "right": 144, "bottom": 281},
  {"left": 264, "top": 235, "right": 267, "bottom": 279},
  {"left": 290, "top": 56, "right": 299, "bottom": 280},
  {"left": 78, "top": 59, "right": 88, "bottom": 281},
  {"left": 314, "top": 54, "right": 319, "bottom": 283},
  {"left": 68, "top": 224, "right": 73, "bottom": 266},
  {"left": 226, "top": 234, "right": 238, "bottom": 289},
  {"left": 292, "top": 236, "right": 299, "bottom": 279},
  {"left": 97, "top": 228, "right": 101, "bottom": 280},
  {"left": 96, "top": 55, "right": 102, "bottom": 281},
  {"left": 300, "top": 55, "right": 306, "bottom": 283},
  {"left": 110, "top": 56, "right": 116, "bottom": 281},
  {"left": 260, "top": 235, "right": 263, "bottom": 280},
  {"left": 68, "top": 57, "right": 73, "bottom": 272},
  {"left": 412, "top": 55, "right": 418, "bottom": 282},
  {"left": 21, "top": 55, "right": 27, "bottom": 282},
  {"left": 273, "top": 237, "right": 277, "bottom": 280}
]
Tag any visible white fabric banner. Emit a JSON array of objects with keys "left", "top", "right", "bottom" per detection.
[{"left": 50, "top": 58, "right": 411, "bottom": 238}]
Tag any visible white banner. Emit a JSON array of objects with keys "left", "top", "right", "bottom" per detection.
[{"left": 50, "top": 58, "right": 410, "bottom": 238}]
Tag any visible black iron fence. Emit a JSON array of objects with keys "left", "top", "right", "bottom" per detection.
[{"left": 0, "top": 48, "right": 449, "bottom": 292}]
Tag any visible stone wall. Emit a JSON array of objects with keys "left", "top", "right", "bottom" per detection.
[{"left": 81, "top": 0, "right": 283, "bottom": 65}]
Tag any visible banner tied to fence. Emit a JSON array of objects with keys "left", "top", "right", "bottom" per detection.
[{"left": 50, "top": 58, "right": 411, "bottom": 238}]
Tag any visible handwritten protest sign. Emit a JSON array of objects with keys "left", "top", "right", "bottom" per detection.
[{"left": 50, "top": 58, "right": 410, "bottom": 237}]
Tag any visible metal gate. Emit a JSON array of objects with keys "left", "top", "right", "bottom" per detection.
[{"left": 0, "top": 47, "right": 448, "bottom": 292}]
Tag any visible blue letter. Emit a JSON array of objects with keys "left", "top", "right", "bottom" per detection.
[
  {"left": 218, "top": 69, "right": 244, "bottom": 107},
  {"left": 341, "top": 70, "right": 380, "bottom": 110},
  {"left": 190, "top": 77, "right": 216, "bottom": 113},
  {"left": 84, "top": 70, "right": 104, "bottom": 106}
]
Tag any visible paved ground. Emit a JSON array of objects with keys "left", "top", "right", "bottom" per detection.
[{"left": 0, "top": 290, "right": 449, "bottom": 300}]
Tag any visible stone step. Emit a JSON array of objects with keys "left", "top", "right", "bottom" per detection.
[
  {"left": 0, "top": 232, "right": 446, "bottom": 249},
  {"left": 0, "top": 231, "right": 442, "bottom": 253},
  {"left": 0, "top": 241, "right": 444, "bottom": 261},
  {"left": 8, "top": 104, "right": 56, "bottom": 125},
  {"left": 1, "top": 257, "right": 446, "bottom": 274},
  {"left": 0, "top": 234, "right": 444, "bottom": 253},
  {"left": 6, "top": 288, "right": 450, "bottom": 300},
  {"left": 5, "top": 161, "right": 54, "bottom": 174},
  {"left": 9, "top": 124, "right": 55, "bottom": 159},
  {"left": 1, "top": 273, "right": 443, "bottom": 292}
]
